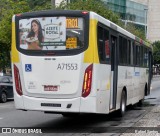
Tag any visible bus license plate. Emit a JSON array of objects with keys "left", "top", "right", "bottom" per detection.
[{"left": 43, "top": 85, "right": 59, "bottom": 91}]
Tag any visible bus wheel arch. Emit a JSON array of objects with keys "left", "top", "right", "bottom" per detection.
[{"left": 138, "top": 83, "right": 147, "bottom": 106}]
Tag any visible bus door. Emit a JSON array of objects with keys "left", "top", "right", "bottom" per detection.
[
  {"left": 110, "top": 35, "right": 118, "bottom": 110},
  {"left": 148, "top": 51, "right": 152, "bottom": 95}
]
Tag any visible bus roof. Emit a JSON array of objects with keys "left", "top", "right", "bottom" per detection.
[{"left": 89, "top": 11, "right": 152, "bottom": 48}]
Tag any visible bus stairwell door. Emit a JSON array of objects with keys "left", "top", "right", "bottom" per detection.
[
  {"left": 148, "top": 51, "right": 152, "bottom": 95},
  {"left": 110, "top": 35, "right": 118, "bottom": 110}
]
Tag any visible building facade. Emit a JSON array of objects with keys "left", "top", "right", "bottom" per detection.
[
  {"left": 122, "top": 0, "right": 160, "bottom": 42},
  {"left": 147, "top": 0, "right": 160, "bottom": 42},
  {"left": 55, "top": 0, "right": 160, "bottom": 42},
  {"left": 102, "top": 0, "right": 160, "bottom": 42},
  {"left": 103, "top": 0, "right": 147, "bottom": 30}
]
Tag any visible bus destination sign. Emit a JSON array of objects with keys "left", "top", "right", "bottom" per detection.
[{"left": 66, "top": 18, "right": 78, "bottom": 29}]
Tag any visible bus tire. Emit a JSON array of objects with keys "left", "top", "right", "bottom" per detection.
[
  {"left": 145, "top": 84, "right": 148, "bottom": 96},
  {"left": 119, "top": 90, "right": 126, "bottom": 117}
]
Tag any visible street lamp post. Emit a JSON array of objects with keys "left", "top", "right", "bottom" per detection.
[
  {"left": 51, "top": 0, "right": 55, "bottom": 9},
  {"left": 144, "top": 8, "right": 148, "bottom": 39}
]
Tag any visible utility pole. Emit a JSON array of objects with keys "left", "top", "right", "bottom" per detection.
[
  {"left": 51, "top": 0, "right": 55, "bottom": 9},
  {"left": 144, "top": 8, "right": 148, "bottom": 39}
]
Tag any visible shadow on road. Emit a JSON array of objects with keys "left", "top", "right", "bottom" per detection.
[{"left": 31, "top": 102, "right": 155, "bottom": 133}]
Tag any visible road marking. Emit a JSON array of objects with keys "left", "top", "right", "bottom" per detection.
[
  {"left": 0, "top": 105, "right": 11, "bottom": 108},
  {"left": 0, "top": 102, "right": 14, "bottom": 108},
  {"left": 0, "top": 105, "right": 14, "bottom": 108},
  {"left": 0, "top": 117, "right": 3, "bottom": 120}
]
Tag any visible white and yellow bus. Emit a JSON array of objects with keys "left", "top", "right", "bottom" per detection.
[{"left": 11, "top": 10, "right": 152, "bottom": 116}]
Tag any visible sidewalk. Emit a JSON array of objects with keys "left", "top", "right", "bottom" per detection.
[
  {"left": 120, "top": 105, "right": 160, "bottom": 136},
  {"left": 121, "top": 77, "right": 160, "bottom": 136}
]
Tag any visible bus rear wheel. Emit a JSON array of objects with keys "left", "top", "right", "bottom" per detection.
[{"left": 119, "top": 90, "right": 126, "bottom": 117}]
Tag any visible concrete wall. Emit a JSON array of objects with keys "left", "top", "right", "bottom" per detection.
[
  {"left": 55, "top": 0, "right": 67, "bottom": 7},
  {"left": 131, "top": 0, "right": 160, "bottom": 42},
  {"left": 55, "top": 0, "right": 160, "bottom": 42},
  {"left": 147, "top": 0, "right": 160, "bottom": 42},
  {"left": 130, "top": 0, "right": 148, "bottom": 5}
]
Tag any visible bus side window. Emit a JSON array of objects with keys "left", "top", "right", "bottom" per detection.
[
  {"left": 130, "top": 41, "right": 134, "bottom": 66},
  {"left": 144, "top": 48, "right": 149, "bottom": 67},
  {"left": 97, "top": 25, "right": 110, "bottom": 64},
  {"left": 104, "top": 29, "right": 110, "bottom": 64},
  {"left": 97, "top": 26, "right": 104, "bottom": 63},
  {"left": 140, "top": 46, "right": 144, "bottom": 67},
  {"left": 119, "top": 36, "right": 123, "bottom": 64},
  {"left": 135, "top": 44, "right": 140, "bottom": 66},
  {"left": 128, "top": 40, "right": 131, "bottom": 65},
  {"left": 119, "top": 36, "right": 127, "bottom": 65}
]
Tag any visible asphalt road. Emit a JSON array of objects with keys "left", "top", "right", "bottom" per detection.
[{"left": 0, "top": 77, "right": 160, "bottom": 136}]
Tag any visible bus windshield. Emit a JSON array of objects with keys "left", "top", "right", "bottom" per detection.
[{"left": 19, "top": 17, "right": 84, "bottom": 51}]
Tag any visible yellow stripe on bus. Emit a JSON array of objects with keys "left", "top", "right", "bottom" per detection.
[
  {"left": 84, "top": 19, "right": 99, "bottom": 63},
  {"left": 11, "top": 22, "right": 19, "bottom": 63}
]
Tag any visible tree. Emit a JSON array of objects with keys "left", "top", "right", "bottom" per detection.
[
  {"left": 0, "top": 0, "right": 51, "bottom": 45},
  {"left": 57, "top": 0, "right": 120, "bottom": 24},
  {"left": 124, "top": 23, "right": 146, "bottom": 40},
  {"left": 15, "top": 0, "right": 51, "bottom": 10},
  {"left": 0, "top": 0, "right": 147, "bottom": 71},
  {"left": 0, "top": 0, "right": 30, "bottom": 72},
  {"left": 0, "top": 0, "right": 51, "bottom": 71},
  {"left": 152, "top": 41, "right": 160, "bottom": 64},
  {"left": 0, "top": 42, "right": 10, "bottom": 72},
  {"left": 57, "top": 0, "right": 146, "bottom": 40}
]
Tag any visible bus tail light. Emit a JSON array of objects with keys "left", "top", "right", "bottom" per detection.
[
  {"left": 14, "top": 64, "right": 23, "bottom": 96},
  {"left": 82, "top": 64, "right": 93, "bottom": 98},
  {"left": 82, "top": 11, "right": 88, "bottom": 15}
]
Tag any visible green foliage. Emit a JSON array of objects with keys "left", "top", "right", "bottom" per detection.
[
  {"left": 16, "top": 0, "right": 51, "bottom": 10},
  {"left": 0, "top": 0, "right": 52, "bottom": 71},
  {"left": 0, "top": 42, "right": 10, "bottom": 71},
  {"left": 0, "top": 0, "right": 30, "bottom": 44},
  {"left": 0, "top": 0, "right": 31, "bottom": 71},
  {"left": 57, "top": 0, "right": 120, "bottom": 24},
  {"left": 0, "top": 0, "right": 147, "bottom": 71},
  {"left": 152, "top": 41, "right": 160, "bottom": 64},
  {"left": 24, "top": 0, "right": 51, "bottom": 9},
  {"left": 57, "top": 0, "right": 146, "bottom": 40},
  {"left": 124, "top": 23, "right": 146, "bottom": 40}
]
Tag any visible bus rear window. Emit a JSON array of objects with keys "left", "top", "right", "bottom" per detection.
[{"left": 19, "top": 17, "right": 84, "bottom": 50}]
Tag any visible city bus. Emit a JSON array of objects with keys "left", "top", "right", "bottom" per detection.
[{"left": 11, "top": 10, "right": 152, "bottom": 116}]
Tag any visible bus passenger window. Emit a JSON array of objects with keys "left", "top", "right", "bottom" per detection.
[
  {"left": 144, "top": 48, "right": 149, "bottom": 67},
  {"left": 140, "top": 46, "right": 144, "bottom": 67},
  {"left": 104, "top": 29, "right": 110, "bottom": 64},
  {"left": 135, "top": 45, "right": 140, "bottom": 66},
  {"left": 128, "top": 40, "right": 131, "bottom": 65},
  {"left": 105, "top": 39, "right": 110, "bottom": 63},
  {"left": 119, "top": 36, "right": 127, "bottom": 65},
  {"left": 130, "top": 41, "right": 134, "bottom": 65},
  {"left": 97, "top": 26, "right": 110, "bottom": 64},
  {"left": 97, "top": 26, "right": 104, "bottom": 63}
]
